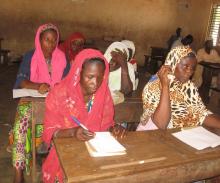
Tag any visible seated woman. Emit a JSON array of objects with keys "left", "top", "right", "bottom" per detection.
[
  {"left": 12, "top": 23, "right": 69, "bottom": 183},
  {"left": 192, "top": 39, "right": 220, "bottom": 88},
  {"left": 58, "top": 32, "right": 85, "bottom": 65},
  {"left": 104, "top": 42, "right": 136, "bottom": 96},
  {"left": 42, "top": 49, "right": 124, "bottom": 183},
  {"left": 137, "top": 46, "right": 220, "bottom": 131}
]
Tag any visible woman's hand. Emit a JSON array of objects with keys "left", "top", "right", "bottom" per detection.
[
  {"left": 157, "top": 65, "right": 172, "bottom": 88},
  {"left": 110, "top": 49, "right": 127, "bottom": 68},
  {"left": 75, "top": 127, "right": 95, "bottom": 141},
  {"left": 109, "top": 124, "right": 126, "bottom": 139},
  {"left": 38, "top": 83, "right": 50, "bottom": 94}
]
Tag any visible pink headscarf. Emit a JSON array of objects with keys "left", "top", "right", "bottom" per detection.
[
  {"left": 42, "top": 49, "right": 114, "bottom": 183},
  {"left": 30, "top": 23, "right": 66, "bottom": 87}
]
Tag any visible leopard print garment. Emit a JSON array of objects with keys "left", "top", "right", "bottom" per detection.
[{"left": 140, "top": 46, "right": 212, "bottom": 128}]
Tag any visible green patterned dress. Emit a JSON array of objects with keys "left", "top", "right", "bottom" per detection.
[{"left": 12, "top": 100, "right": 43, "bottom": 175}]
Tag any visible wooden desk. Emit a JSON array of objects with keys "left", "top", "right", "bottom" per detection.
[
  {"left": 199, "top": 61, "right": 220, "bottom": 104},
  {"left": 54, "top": 130, "right": 220, "bottom": 183},
  {"left": 20, "top": 92, "right": 143, "bottom": 181}
]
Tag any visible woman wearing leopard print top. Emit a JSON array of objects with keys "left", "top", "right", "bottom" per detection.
[{"left": 137, "top": 46, "right": 220, "bottom": 130}]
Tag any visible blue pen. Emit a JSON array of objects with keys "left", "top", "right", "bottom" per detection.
[{"left": 71, "top": 116, "right": 89, "bottom": 131}]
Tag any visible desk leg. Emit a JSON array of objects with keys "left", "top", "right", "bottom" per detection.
[
  {"left": 32, "top": 107, "right": 36, "bottom": 183},
  {"left": 199, "top": 67, "right": 213, "bottom": 104}
]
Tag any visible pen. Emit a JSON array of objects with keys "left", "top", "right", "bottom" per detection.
[{"left": 70, "top": 115, "right": 89, "bottom": 131}]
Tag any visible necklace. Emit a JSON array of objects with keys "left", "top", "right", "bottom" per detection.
[
  {"left": 86, "top": 94, "right": 95, "bottom": 112},
  {"left": 46, "top": 59, "right": 51, "bottom": 65}
]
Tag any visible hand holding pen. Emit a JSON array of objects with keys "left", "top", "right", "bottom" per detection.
[{"left": 71, "top": 116, "right": 95, "bottom": 141}]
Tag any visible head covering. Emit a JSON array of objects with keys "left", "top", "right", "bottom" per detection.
[
  {"left": 121, "top": 40, "right": 135, "bottom": 58},
  {"left": 59, "top": 32, "right": 85, "bottom": 62},
  {"left": 140, "top": 46, "right": 211, "bottom": 129},
  {"left": 104, "top": 41, "right": 129, "bottom": 62},
  {"left": 30, "top": 23, "right": 66, "bottom": 87},
  {"left": 165, "top": 45, "right": 195, "bottom": 73}
]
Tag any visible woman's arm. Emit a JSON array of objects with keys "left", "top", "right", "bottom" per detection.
[
  {"left": 14, "top": 50, "right": 34, "bottom": 89},
  {"left": 53, "top": 127, "right": 95, "bottom": 141},
  {"left": 20, "top": 80, "right": 49, "bottom": 94},
  {"left": 112, "top": 50, "right": 133, "bottom": 95},
  {"left": 20, "top": 80, "right": 41, "bottom": 90},
  {"left": 14, "top": 50, "right": 50, "bottom": 93},
  {"left": 152, "top": 66, "right": 172, "bottom": 129},
  {"left": 203, "top": 114, "right": 220, "bottom": 129},
  {"left": 120, "top": 63, "right": 133, "bottom": 95}
]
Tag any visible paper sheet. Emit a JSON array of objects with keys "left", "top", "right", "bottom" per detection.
[
  {"left": 172, "top": 126, "right": 220, "bottom": 150},
  {"left": 13, "top": 89, "right": 48, "bottom": 98},
  {"left": 85, "top": 132, "right": 126, "bottom": 157}
]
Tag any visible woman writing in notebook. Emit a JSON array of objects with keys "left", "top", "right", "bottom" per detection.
[
  {"left": 137, "top": 46, "right": 220, "bottom": 131},
  {"left": 42, "top": 49, "right": 125, "bottom": 183},
  {"left": 12, "top": 23, "right": 69, "bottom": 183}
]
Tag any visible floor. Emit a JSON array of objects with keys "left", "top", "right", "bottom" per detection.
[{"left": 0, "top": 63, "right": 219, "bottom": 183}]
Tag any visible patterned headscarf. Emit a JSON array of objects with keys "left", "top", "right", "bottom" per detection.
[
  {"left": 140, "top": 46, "right": 211, "bottom": 128},
  {"left": 165, "top": 46, "right": 195, "bottom": 73}
]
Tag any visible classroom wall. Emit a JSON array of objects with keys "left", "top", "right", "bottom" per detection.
[{"left": 0, "top": 0, "right": 216, "bottom": 65}]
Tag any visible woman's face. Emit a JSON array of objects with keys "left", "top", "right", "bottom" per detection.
[
  {"left": 109, "top": 49, "right": 127, "bottom": 72},
  {"left": 80, "top": 61, "right": 105, "bottom": 96},
  {"left": 71, "top": 38, "right": 84, "bottom": 53},
  {"left": 174, "top": 56, "right": 197, "bottom": 83},
  {"left": 40, "top": 29, "right": 57, "bottom": 58}
]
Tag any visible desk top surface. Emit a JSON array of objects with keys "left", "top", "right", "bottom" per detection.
[{"left": 54, "top": 130, "right": 220, "bottom": 183}]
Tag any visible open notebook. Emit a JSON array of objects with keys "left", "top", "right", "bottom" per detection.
[
  {"left": 13, "top": 89, "right": 48, "bottom": 98},
  {"left": 172, "top": 126, "right": 220, "bottom": 150},
  {"left": 85, "top": 132, "right": 126, "bottom": 157}
]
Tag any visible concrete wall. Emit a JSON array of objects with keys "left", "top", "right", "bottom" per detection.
[{"left": 0, "top": 0, "right": 217, "bottom": 65}]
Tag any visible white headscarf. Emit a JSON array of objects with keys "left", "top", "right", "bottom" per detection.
[
  {"left": 104, "top": 42, "right": 129, "bottom": 62},
  {"left": 104, "top": 41, "right": 136, "bottom": 91},
  {"left": 121, "top": 40, "right": 135, "bottom": 58}
]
